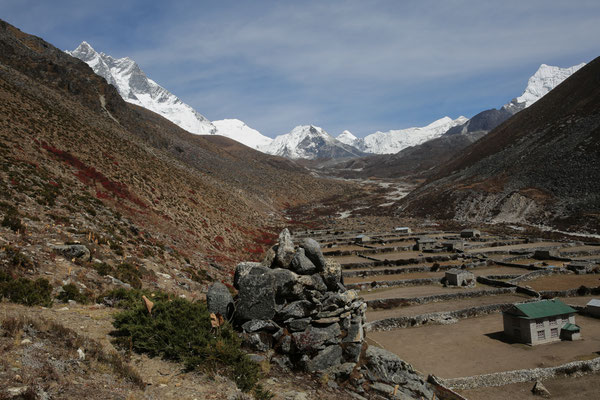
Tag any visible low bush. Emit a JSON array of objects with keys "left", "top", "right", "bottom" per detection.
[
  {"left": 98, "top": 288, "right": 170, "bottom": 310},
  {"left": 111, "top": 297, "right": 270, "bottom": 398},
  {"left": 56, "top": 283, "right": 92, "bottom": 304},
  {"left": 0, "top": 276, "right": 53, "bottom": 306},
  {"left": 1, "top": 207, "right": 22, "bottom": 232}
]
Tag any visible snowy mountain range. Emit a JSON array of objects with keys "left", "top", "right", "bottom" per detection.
[
  {"left": 67, "top": 42, "right": 273, "bottom": 150},
  {"left": 68, "top": 41, "right": 586, "bottom": 159},
  {"left": 260, "top": 125, "right": 365, "bottom": 159},
  {"left": 337, "top": 116, "right": 468, "bottom": 155}
]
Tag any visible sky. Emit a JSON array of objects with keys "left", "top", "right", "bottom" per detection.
[{"left": 3, "top": 0, "right": 600, "bottom": 138}]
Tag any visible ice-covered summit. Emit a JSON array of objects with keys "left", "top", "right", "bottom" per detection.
[
  {"left": 359, "top": 116, "right": 468, "bottom": 154},
  {"left": 212, "top": 119, "right": 273, "bottom": 150},
  {"left": 261, "top": 125, "right": 365, "bottom": 159},
  {"left": 516, "top": 63, "right": 586, "bottom": 107},
  {"left": 67, "top": 41, "right": 217, "bottom": 135},
  {"left": 336, "top": 130, "right": 359, "bottom": 146}
]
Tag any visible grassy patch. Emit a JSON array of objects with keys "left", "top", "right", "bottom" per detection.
[
  {"left": 111, "top": 297, "right": 271, "bottom": 398},
  {"left": 56, "top": 283, "right": 93, "bottom": 304},
  {"left": 1, "top": 207, "right": 22, "bottom": 232}
]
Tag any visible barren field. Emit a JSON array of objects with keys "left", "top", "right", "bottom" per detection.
[
  {"left": 346, "top": 266, "right": 528, "bottom": 284},
  {"left": 360, "top": 283, "right": 489, "bottom": 301},
  {"left": 457, "top": 373, "right": 600, "bottom": 400},
  {"left": 371, "top": 251, "right": 454, "bottom": 261},
  {"left": 527, "top": 274, "right": 600, "bottom": 291},
  {"left": 559, "top": 295, "right": 600, "bottom": 306},
  {"left": 330, "top": 255, "right": 369, "bottom": 264},
  {"left": 367, "top": 314, "right": 600, "bottom": 378},
  {"left": 366, "top": 293, "right": 531, "bottom": 322},
  {"left": 465, "top": 242, "right": 565, "bottom": 254}
]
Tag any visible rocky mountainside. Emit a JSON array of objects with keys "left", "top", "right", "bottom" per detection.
[
  {"left": 401, "top": 56, "right": 600, "bottom": 232},
  {"left": 67, "top": 41, "right": 216, "bottom": 135},
  {"left": 261, "top": 125, "right": 367, "bottom": 159},
  {"left": 68, "top": 42, "right": 275, "bottom": 150},
  {"left": 0, "top": 19, "right": 357, "bottom": 294}
]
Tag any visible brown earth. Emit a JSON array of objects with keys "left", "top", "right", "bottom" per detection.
[
  {"left": 527, "top": 274, "right": 600, "bottom": 291},
  {"left": 359, "top": 283, "right": 490, "bottom": 301},
  {"left": 367, "top": 314, "right": 600, "bottom": 378}
]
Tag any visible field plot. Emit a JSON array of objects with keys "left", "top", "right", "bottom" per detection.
[
  {"left": 370, "top": 251, "right": 454, "bottom": 261},
  {"left": 331, "top": 255, "right": 370, "bottom": 264},
  {"left": 368, "top": 314, "right": 600, "bottom": 378},
  {"left": 360, "top": 283, "right": 488, "bottom": 301},
  {"left": 465, "top": 242, "right": 565, "bottom": 254},
  {"left": 366, "top": 293, "right": 531, "bottom": 322},
  {"left": 458, "top": 373, "right": 600, "bottom": 400},
  {"left": 527, "top": 274, "right": 600, "bottom": 291},
  {"left": 322, "top": 244, "right": 366, "bottom": 253},
  {"left": 345, "top": 266, "right": 527, "bottom": 284},
  {"left": 559, "top": 295, "right": 600, "bottom": 306}
]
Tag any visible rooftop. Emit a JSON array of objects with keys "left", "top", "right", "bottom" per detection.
[{"left": 507, "top": 299, "right": 576, "bottom": 319}]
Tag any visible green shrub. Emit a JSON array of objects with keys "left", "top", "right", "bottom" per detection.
[
  {"left": 114, "top": 263, "right": 142, "bottom": 289},
  {"left": 98, "top": 288, "right": 170, "bottom": 310},
  {"left": 56, "top": 283, "right": 92, "bottom": 304},
  {"left": 112, "top": 298, "right": 268, "bottom": 396},
  {"left": 0, "top": 276, "right": 53, "bottom": 306},
  {"left": 2, "top": 245, "right": 33, "bottom": 270},
  {"left": 92, "top": 261, "right": 114, "bottom": 277}
]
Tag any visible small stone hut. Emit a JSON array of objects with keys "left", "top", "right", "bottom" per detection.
[
  {"left": 354, "top": 234, "right": 370, "bottom": 244},
  {"left": 441, "top": 240, "right": 464, "bottom": 252},
  {"left": 394, "top": 227, "right": 411, "bottom": 234},
  {"left": 503, "top": 299, "right": 580, "bottom": 345},
  {"left": 460, "top": 229, "right": 481, "bottom": 238},
  {"left": 414, "top": 237, "right": 437, "bottom": 252},
  {"left": 585, "top": 299, "right": 600, "bottom": 317},
  {"left": 445, "top": 268, "right": 474, "bottom": 286}
]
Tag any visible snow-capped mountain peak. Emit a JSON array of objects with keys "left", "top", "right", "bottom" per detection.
[
  {"left": 336, "top": 130, "right": 359, "bottom": 146},
  {"left": 212, "top": 119, "right": 273, "bottom": 150},
  {"left": 67, "top": 41, "right": 216, "bottom": 135},
  {"left": 514, "top": 63, "right": 586, "bottom": 108},
  {"left": 359, "top": 116, "right": 468, "bottom": 154},
  {"left": 261, "top": 125, "right": 364, "bottom": 159}
]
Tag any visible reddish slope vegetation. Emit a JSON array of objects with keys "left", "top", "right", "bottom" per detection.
[
  {"left": 403, "top": 57, "right": 600, "bottom": 232},
  {"left": 0, "top": 19, "right": 356, "bottom": 294}
]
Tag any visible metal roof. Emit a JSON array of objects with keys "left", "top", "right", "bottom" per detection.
[
  {"left": 562, "top": 323, "right": 580, "bottom": 332},
  {"left": 507, "top": 299, "right": 576, "bottom": 319},
  {"left": 586, "top": 299, "right": 600, "bottom": 307}
]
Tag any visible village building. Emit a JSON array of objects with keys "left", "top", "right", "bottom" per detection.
[
  {"left": 394, "top": 227, "right": 411, "bottom": 234},
  {"left": 414, "top": 237, "right": 437, "bottom": 252},
  {"left": 502, "top": 299, "right": 580, "bottom": 345},
  {"left": 354, "top": 234, "right": 370, "bottom": 244},
  {"left": 441, "top": 240, "right": 464, "bottom": 252},
  {"left": 585, "top": 299, "right": 600, "bottom": 317},
  {"left": 445, "top": 268, "right": 474, "bottom": 286},
  {"left": 460, "top": 229, "right": 481, "bottom": 238}
]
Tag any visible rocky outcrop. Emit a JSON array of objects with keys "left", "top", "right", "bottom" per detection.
[{"left": 221, "top": 229, "right": 434, "bottom": 398}]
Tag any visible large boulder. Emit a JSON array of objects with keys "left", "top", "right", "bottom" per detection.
[
  {"left": 235, "top": 265, "right": 277, "bottom": 321},
  {"left": 206, "top": 282, "right": 234, "bottom": 319},
  {"left": 50, "top": 244, "right": 90, "bottom": 260},
  {"left": 300, "top": 238, "right": 327, "bottom": 271},
  {"left": 274, "top": 229, "right": 295, "bottom": 269},
  {"left": 363, "top": 346, "right": 433, "bottom": 399},
  {"left": 291, "top": 248, "right": 318, "bottom": 275},
  {"left": 233, "top": 262, "right": 262, "bottom": 289},
  {"left": 305, "top": 345, "right": 342, "bottom": 372},
  {"left": 292, "top": 323, "right": 341, "bottom": 352}
]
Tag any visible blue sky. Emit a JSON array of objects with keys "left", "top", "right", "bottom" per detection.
[{"left": 3, "top": 0, "right": 599, "bottom": 137}]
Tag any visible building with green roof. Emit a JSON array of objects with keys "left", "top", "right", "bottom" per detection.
[{"left": 502, "top": 298, "right": 580, "bottom": 345}]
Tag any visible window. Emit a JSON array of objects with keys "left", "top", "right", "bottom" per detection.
[
  {"left": 550, "top": 319, "right": 557, "bottom": 326},
  {"left": 536, "top": 320, "right": 544, "bottom": 328},
  {"left": 551, "top": 328, "right": 558, "bottom": 338},
  {"left": 538, "top": 330, "right": 546, "bottom": 340},
  {"left": 563, "top": 315, "right": 570, "bottom": 323}
]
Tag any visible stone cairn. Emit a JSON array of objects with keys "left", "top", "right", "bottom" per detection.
[{"left": 208, "top": 229, "right": 434, "bottom": 399}]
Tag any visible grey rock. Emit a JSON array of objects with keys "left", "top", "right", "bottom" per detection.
[
  {"left": 206, "top": 282, "right": 234, "bottom": 318},
  {"left": 233, "top": 262, "right": 261, "bottom": 289},
  {"left": 343, "top": 316, "right": 364, "bottom": 343},
  {"left": 274, "top": 229, "right": 295, "bottom": 269},
  {"left": 364, "top": 346, "right": 433, "bottom": 399},
  {"left": 343, "top": 343, "right": 363, "bottom": 363},
  {"left": 305, "top": 345, "right": 342, "bottom": 372},
  {"left": 271, "top": 268, "right": 303, "bottom": 301},
  {"left": 272, "top": 355, "right": 293, "bottom": 371},
  {"left": 241, "top": 332, "right": 272, "bottom": 352},
  {"left": 313, "top": 317, "right": 341, "bottom": 325},
  {"left": 288, "top": 318, "right": 311, "bottom": 332},
  {"left": 235, "top": 265, "right": 277, "bottom": 321},
  {"left": 291, "top": 248, "right": 317, "bottom": 275},
  {"left": 326, "top": 362, "right": 355, "bottom": 380},
  {"left": 241, "top": 319, "right": 280, "bottom": 333},
  {"left": 279, "top": 335, "right": 292, "bottom": 353},
  {"left": 50, "top": 244, "right": 90, "bottom": 260},
  {"left": 277, "top": 300, "right": 313, "bottom": 320},
  {"left": 310, "top": 274, "right": 328, "bottom": 292},
  {"left": 532, "top": 380, "right": 551, "bottom": 398},
  {"left": 322, "top": 259, "right": 342, "bottom": 291},
  {"left": 301, "top": 238, "right": 327, "bottom": 271},
  {"left": 248, "top": 354, "right": 267, "bottom": 363},
  {"left": 261, "top": 246, "right": 277, "bottom": 268},
  {"left": 292, "top": 323, "right": 341, "bottom": 352}
]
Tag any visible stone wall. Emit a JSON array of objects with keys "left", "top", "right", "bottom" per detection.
[
  {"left": 366, "top": 303, "right": 513, "bottom": 331},
  {"left": 366, "top": 287, "right": 516, "bottom": 310},
  {"left": 346, "top": 277, "right": 442, "bottom": 291},
  {"left": 442, "top": 357, "right": 600, "bottom": 390}
]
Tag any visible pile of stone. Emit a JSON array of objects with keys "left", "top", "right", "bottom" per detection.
[
  {"left": 208, "top": 229, "right": 434, "bottom": 399},
  {"left": 233, "top": 228, "right": 366, "bottom": 372}
]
